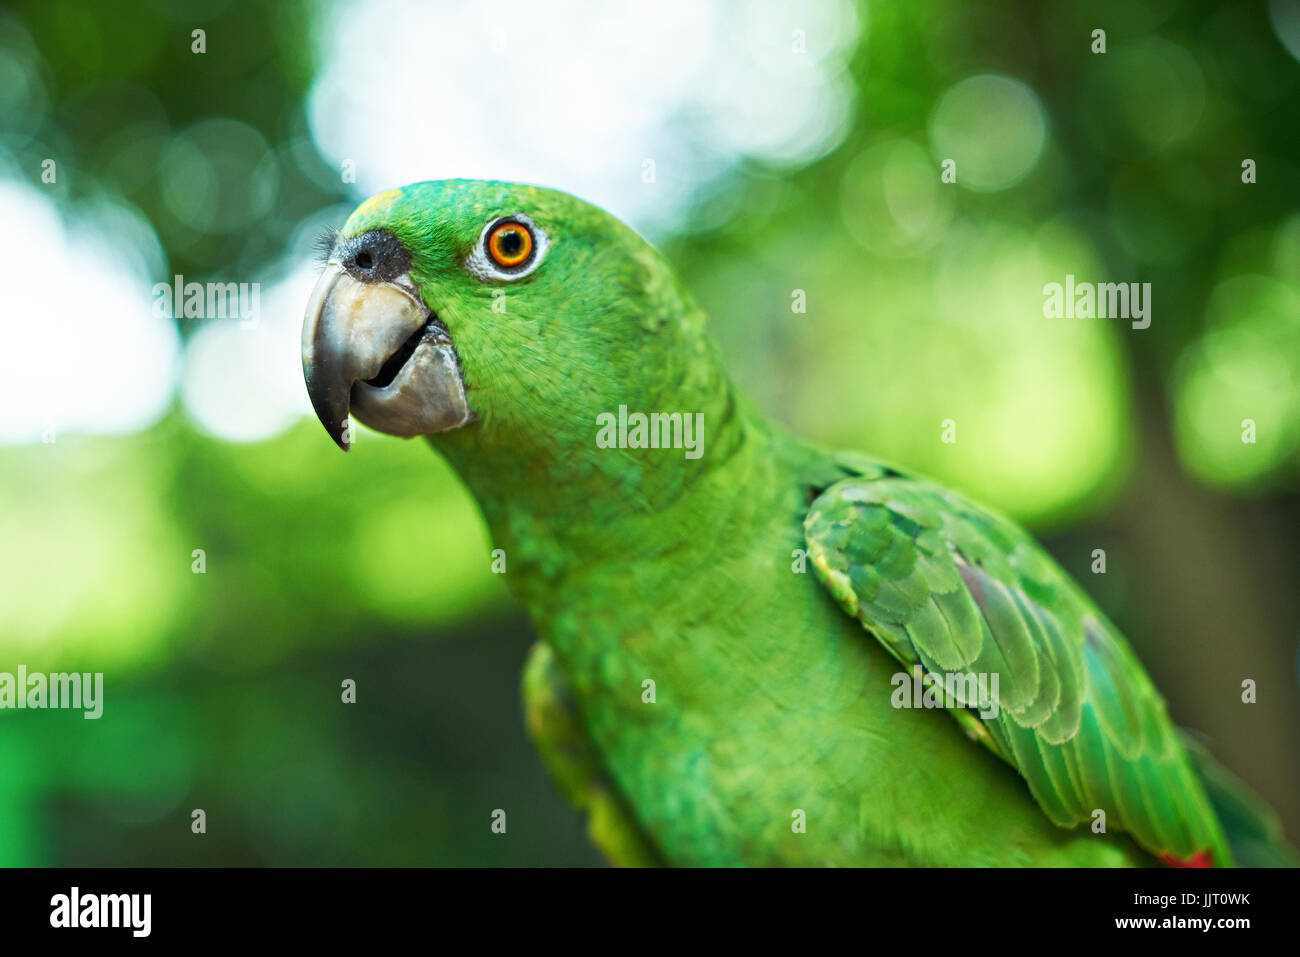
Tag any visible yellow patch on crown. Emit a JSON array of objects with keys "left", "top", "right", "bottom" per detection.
[{"left": 352, "top": 188, "right": 403, "bottom": 222}]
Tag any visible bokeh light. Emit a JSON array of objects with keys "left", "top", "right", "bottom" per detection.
[
  {"left": 928, "top": 74, "right": 1048, "bottom": 192},
  {"left": 307, "top": 0, "right": 859, "bottom": 236},
  {"left": 0, "top": 178, "right": 178, "bottom": 444},
  {"left": 1173, "top": 274, "right": 1300, "bottom": 486}
]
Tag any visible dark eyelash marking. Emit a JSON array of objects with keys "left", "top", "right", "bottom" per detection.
[{"left": 313, "top": 226, "right": 340, "bottom": 269}]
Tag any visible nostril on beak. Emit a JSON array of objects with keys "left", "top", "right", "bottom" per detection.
[{"left": 337, "top": 229, "right": 410, "bottom": 283}]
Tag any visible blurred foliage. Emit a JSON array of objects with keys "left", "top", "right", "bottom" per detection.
[
  {"left": 0, "top": 0, "right": 1298, "bottom": 865},
  {"left": 0, "top": 0, "right": 330, "bottom": 278}
]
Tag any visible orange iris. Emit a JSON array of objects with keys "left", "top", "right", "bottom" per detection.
[{"left": 487, "top": 221, "right": 533, "bottom": 268}]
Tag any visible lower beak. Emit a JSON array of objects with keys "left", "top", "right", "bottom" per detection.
[{"left": 301, "top": 263, "right": 472, "bottom": 450}]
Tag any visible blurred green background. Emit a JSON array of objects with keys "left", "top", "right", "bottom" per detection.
[{"left": 1, "top": 0, "right": 1298, "bottom": 865}]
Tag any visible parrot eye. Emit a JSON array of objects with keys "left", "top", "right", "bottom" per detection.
[
  {"left": 468, "top": 214, "right": 547, "bottom": 281},
  {"left": 488, "top": 221, "right": 532, "bottom": 267}
]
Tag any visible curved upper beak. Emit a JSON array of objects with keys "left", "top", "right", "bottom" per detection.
[{"left": 301, "top": 263, "right": 472, "bottom": 450}]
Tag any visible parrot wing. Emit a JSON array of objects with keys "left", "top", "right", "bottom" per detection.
[
  {"left": 803, "top": 459, "right": 1230, "bottom": 865},
  {"left": 522, "top": 641, "right": 664, "bottom": 866}
]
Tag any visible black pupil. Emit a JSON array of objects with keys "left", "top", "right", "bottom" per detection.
[{"left": 499, "top": 229, "right": 523, "bottom": 256}]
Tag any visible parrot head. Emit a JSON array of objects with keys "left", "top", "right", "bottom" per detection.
[{"left": 302, "top": 179, "right": 710, "bottom": 453}]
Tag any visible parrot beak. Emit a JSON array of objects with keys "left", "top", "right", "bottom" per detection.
[{"left": 301, "top": 263, "right": 472, "bottom": 451}]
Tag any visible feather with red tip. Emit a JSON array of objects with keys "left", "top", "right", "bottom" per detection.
[{"left": 1159, "top": 849, "right": 1215, "bottom": 867}]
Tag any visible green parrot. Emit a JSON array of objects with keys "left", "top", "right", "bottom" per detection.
[{"left": 301, "top": 179, "right": 1291, "bottom": 867}]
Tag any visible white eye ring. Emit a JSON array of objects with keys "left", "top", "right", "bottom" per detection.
[{"left": 466, "top": 213, "right": 548, "bottom": 281}]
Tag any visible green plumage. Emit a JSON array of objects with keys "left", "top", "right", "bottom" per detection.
[
  {"left": 804, "top": 462, "right": 1228, "bottom": 864},
  {"left": 331, "top": 180, "right": 1290, "bottom": 866}
]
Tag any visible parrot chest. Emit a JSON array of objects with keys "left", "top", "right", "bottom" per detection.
[
  {"left": 503, "top": 466, "right": 1142, "bottom": 865},
  {"left": 528, "top": 514, "right": 899, "bottom": 864}
]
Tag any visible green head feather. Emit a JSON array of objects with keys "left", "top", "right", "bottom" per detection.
[
  {"left": 340, "top": 180, "right": 715, "bottom": 450},
  {"left": 332, "top": 179, "right": 741, "bottom": 541}
]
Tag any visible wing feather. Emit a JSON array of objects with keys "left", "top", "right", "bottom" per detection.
[{"left": 805, "top": 470, "right": 1230, "bottom": 864}]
